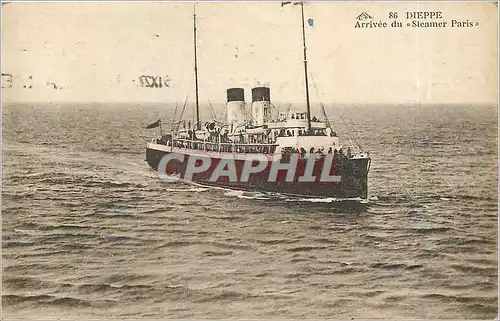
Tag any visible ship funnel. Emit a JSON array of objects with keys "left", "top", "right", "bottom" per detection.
[
  {"left": 226, "top": 88, "right": 246, "bottom": 126},
  {"left": 227, "top": 88, "right": 245, "bottom": 103},
  {"left": 251, "top": 86, "right": 271, "bottom": 125},
  {"left": 251, "top": 87, "right": 270, "bottom": 103}
]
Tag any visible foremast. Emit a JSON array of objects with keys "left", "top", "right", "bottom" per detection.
[
  {"left": 193, "top": 5, "right": 200, "bottom": 130},
  {"left": 299, "top": 2, "right": 312, "bottom": 132}
]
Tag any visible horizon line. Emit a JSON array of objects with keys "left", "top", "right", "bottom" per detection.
[{"left": 2, "top": 101, "right": 498, "bottom": 107}]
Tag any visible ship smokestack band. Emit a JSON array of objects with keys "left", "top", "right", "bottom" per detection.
[
  {"left": 227, "top": 88, "right": 245, "bottom": 102},
  {"left": 251, "top": 87, "right": 270, "bottom": 102}
]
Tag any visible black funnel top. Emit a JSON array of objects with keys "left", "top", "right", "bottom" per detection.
[
  {"left": 226, "top": 88, "right": 245, "bottom": 102},
  {"left": 251, "top": 87, "right": 270, "bottom": 103}
]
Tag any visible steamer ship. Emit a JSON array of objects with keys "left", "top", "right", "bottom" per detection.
[{"left": 145, "top": 3, "right": 371, "bottom": 199}]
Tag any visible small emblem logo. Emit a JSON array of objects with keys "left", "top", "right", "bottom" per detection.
[{"left": 356, "top": 12, "right": 373, "bottom": 21}]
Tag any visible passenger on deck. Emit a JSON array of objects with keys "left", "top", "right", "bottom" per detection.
[
  {"left": 328, "top": 147, "right": 332, "bottom": 154},
  {"left": 347, "top": 147, "right": 352, "bottom": 158},
  {"left": 310, "top": 147, "right": 315, "bottom": 154}
]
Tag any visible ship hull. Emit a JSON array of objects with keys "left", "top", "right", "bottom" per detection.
[{"left": 146, "top": 143, "right": 370, "bottom": 199}]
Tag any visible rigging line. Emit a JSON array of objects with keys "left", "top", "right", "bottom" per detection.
[
  {"left": 310, "top": 71, "right": 362, "bottom": 149},
  {"left": 309, "top": 71, "right": 332, "bottom": 129},
  {"left": 270, "top": 102, "right": 280, "bottom": 119},
  {"left": 169, "top": 64, "right": 189, "bottom": 130},
  {"left": 178, "top": 93, "right": 189, "bottom": 120},
  {"left": 170, "top": 102, "right": 179, "bottom": 130},
  {"left": 337, "top": 105, "right": 363, "bottom": 150},
  {"left": 342, "top": 105, "right": 364, "bottom": 149},
  {"left": 208, "top": 100, "right": 217, "bottom": 119},
  {"left": 309, "top": 72, "right": 363, "bottom": 150},
  {"left": 334, "top": 106, "right": 357, "bottom": 148},
  {"left": 309, "top": 71, "right": 366, "bottom": 152},
  {"left": 176, "top": 93, "right": 190, "bottom": 134},
  {"left": 176, "top": 70, "right": 195, "bottom": 132},
  {"left": 308, "top": 71, "right": 361, "bottom": 149}
]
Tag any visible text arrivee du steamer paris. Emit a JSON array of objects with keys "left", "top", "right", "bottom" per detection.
[{"left": 355, "top": 11, "right": 478, "bottom": 28}]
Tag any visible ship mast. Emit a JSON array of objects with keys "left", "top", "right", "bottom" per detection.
[
  {"left": 300, "top": 2, "right": 312, "bottom": 132},
  {"left": 193, "top": 5, "right": 200, "bottom": 130}
]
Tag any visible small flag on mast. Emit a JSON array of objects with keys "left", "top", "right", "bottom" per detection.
[
  {"left": 146, "top": 119, "right": 161, "bottom": 129},
  {"left": 281, "top": 1, "right": 302, "bottom": 7},
  {"left": 308, "top": 18, "right": 314, "bottom": 26}
]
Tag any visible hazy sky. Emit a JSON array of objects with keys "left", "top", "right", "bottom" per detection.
[{"left": 2, "top": 1, "right": 498, "bottom": 104}]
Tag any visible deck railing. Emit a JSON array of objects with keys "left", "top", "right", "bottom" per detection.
[{"left": 169, "top": 138, "right": 278, "bottom": 154}]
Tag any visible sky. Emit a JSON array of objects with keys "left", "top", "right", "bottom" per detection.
[{"left": 1, "top": 1, "right": 498, "bottom": 105}]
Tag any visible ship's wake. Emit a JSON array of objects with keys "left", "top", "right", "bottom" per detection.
[{"left": 156, "top": 175, "right": 373, "bottom": 207}]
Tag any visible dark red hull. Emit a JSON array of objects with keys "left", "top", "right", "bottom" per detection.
[{"left": 146, "top": 146, "right": 370, "bottom": 199}]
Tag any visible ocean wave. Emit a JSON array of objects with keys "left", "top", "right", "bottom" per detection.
[
  {"left": 193, "top": 290, "right": 253, "bottom": 303},
  {"left": 83, "top": 181, "right": 148, "bottom": 189},
  {"left": 256, "top": 238, "right": 300, "bottom": 245},
  {"left": 99, "top": 273, "right": 155, "bottom": 285},
  {"left": 420, "top": 293, "right": 497, "bottom": 305},
  {"left": 3, "top": 241, "right": 36, "bottom": 248},
  {"left": 286, "top": 246, "right": 329, "bottom": 252},
  {"left": 36, "top": 224, "right": 90, "bottom": 231},
  {"left": 76, "top": 283, "right": 153, "bottom": 293},
  {"left": 2, "top": 294, "right": 115, "bottom": 308},
  {"left": 140, "top": 206, "right": 177, "bottom": 214},
  {"left": 3, "top": 277, "right": 55, "bottom": 290},
  {"left": 370, "top": 262, "right": 423, "bottom": 270},
  {"left": 201, "top": 250, "right": 233, "bottom": 256},
  {"left": 449, "top": 264, "right": 497, "bottom": 275},
  {"left": 405, "top": 227, "right": 454, "bottom": 234}
]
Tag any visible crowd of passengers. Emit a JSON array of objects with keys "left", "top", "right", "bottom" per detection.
[
  {"left": 285, "top": 146, "right": 353, "bottom": 158},
  {"left": 163, "top": 138, "right": 354, "bottom": 158},
  {"left": 271, "top": 114, "right": 321, "bottom": 121},
  {"left": 278, "top": 128, "right": 337, "bottom": 137}
]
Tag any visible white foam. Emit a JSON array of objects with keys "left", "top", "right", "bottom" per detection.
[
  {"left": 164, "top": 187, "right": 210, "bottom": 192},
  {"left": 286, "top": 196, "right": 370, "bottom": 204},
  {"left": 223, "top": 189, "right": 270, "bottom": 200}
]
